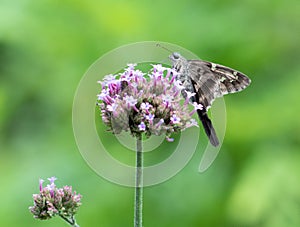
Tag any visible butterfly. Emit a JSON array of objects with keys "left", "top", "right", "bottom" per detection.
[{"left": 169, "top": 52, "right": 251, "bottom": 146}]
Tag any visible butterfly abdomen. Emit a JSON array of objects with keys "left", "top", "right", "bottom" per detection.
[{"left": 197, "top": 109, "right": 219, "bottom": 146}]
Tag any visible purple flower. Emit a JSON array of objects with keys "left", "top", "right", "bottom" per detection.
[
  {"left": 186, "top": 119, "right": 199, "bottom": 128},
  {"left": 185, "top": 91, "right": 196, "bottom": 99},
  {"left": 166, "top": 137, "right": 174, "bottom": 142},
  {"left": 173, "top": 80, "right": 185, "bottom": 90},
  {"left": 46, "top": 183, "right": 56, "bottom": 198},
  {"left": 170, "top": 114, "right": 181, "bottom": 124},
  {"left": 155, "top": 119, "right": 164, "bottom": 128},
  {"left": 166, "top": 68, "right": 178, "bottom": 78},
  {"left": 145, "top": 113, "right": 155, "bottom": 122},
  {"left": 103, "top": 74, "right": 116, "bottom": 82},
  {"left": 97, "top": 63, "right": 200, "bottom": 141},
  {"left": 102, "top": 74, "right": 117, "bottom": 87},
  {"left": 162, "top": 94, "right": 173, "bottom": 105},
  {"left": 97, "top": 89, "right": 110, "bottom": 100},
  {"left": 39, "top": 179, "right": 44, "bottom": 192},
  {"left": 127, "top": 63, "right": 137, "bottom": 69},
  {"left": 189, "top": 102, "right": 203, "bottom": 116},
  {"left": 133, "top": 69, "right": 145, "bottom": 78},
  {"left": 29, "top": 177, "right": 82, "bottom": 224},
  {"left": 120, "top": 71, "right": 133, "bottom": 82},
  {"left": 107, "top": 103, "right": 118, "bottom": 112},
  {"left": 108, "top": 82, "right": 121, "bottom": 95},
  {"left": 151, "top": 71, "right": 162, "bottom": 80},
  {"left": 47, "top": 177, "right": 57, "bottom": 184},
  {"left": 184, "top": 90, "right": 196, "bottom": 105},
  {"left": 124, "top": 95, "right": 137, "bottom": 107},
  {"left": 151, "top": 64, "right": 166, "bottom": 73},
  {"left": 138, "top": 122, "right": 146, "bottom": 131},
  {"left": 141, "top": 102, "right": 152, "bottom": 110},
  {"left": 192, "top": 102, "right": 203, "bottom": 110}
]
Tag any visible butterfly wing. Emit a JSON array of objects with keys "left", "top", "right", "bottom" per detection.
[
  {"left": 187, "top": 59, "right": 251, "bottom": 110},
  {"left": 170, "top": 54, "right": 251, "bottom": 147}
]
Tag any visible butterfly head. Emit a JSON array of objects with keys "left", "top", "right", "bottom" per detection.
[{"left": 169, "top": 52, "right": 182, "bottom": 62}]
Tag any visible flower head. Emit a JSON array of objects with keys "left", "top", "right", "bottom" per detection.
[
  {"left": 29, "top": 177, "right": 82, "bottom": 222},
  {"left": 97, "top": 63, "right": 199, "bottom": 141}
]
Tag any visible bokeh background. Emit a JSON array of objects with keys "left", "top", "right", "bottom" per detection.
[{"left": 1, "top": 0, "right": 299, "bottom": 226}]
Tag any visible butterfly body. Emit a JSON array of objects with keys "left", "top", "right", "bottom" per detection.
[{"left": 169, "top": 52, "right": 251, "bottom": 146}]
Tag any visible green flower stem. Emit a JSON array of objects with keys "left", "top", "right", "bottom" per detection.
[
  {"left": 134, "top": 137, "right": 143, "bottom": 227},
  {"left": 59, "top": 215, "right": 80, "bottom": 227}
]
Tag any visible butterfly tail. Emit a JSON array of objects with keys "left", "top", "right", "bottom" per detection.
[{"left": 197, "top": 110, "right": 219, "bottom": 147}]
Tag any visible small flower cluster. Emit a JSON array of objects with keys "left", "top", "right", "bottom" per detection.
[
  {"left": 29, "top": 177, "right": 81, "bottom": 225},
  {"left": 97, "top": 63, "right": 202, "bottom": 141}
]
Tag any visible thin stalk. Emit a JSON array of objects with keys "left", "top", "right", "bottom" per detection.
[
  {"left": 134, "top": 137, "right": 143, "bottom": 227},
  {"left": 59, "top": 215, "right": 80, "bottom": 227}
]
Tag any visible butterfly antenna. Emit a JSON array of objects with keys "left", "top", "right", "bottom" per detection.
[{"left": 156, "top": 43, "right": 173, "bottom": 53}]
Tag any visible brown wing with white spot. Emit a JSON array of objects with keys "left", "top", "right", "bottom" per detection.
[{"left": 188, "top": 60, "right": 251, "bottom": 109}]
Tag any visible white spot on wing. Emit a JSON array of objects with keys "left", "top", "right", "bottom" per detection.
[{"left": 211, "top": 63, "right": 217, "bottom": 71}]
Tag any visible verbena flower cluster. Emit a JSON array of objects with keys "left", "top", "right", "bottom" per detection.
[
  {"left": 29, "top": 177, "right": 82, "bottom": 224},
  {"left": 97, "top": 63, "right": 202, "bottom": 141}
]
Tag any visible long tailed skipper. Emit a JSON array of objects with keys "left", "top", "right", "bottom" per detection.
[{"left": 168, "top": 50, "right": 251, "bottom": 146}]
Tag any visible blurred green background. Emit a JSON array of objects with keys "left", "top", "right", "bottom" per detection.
[{"left": 1, "top": 0, "right": 299, "bottom": 226}]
